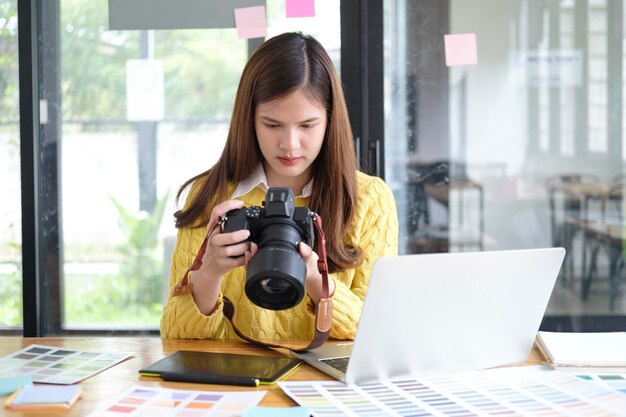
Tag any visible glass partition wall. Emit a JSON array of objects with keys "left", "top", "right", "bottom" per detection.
[{"left": 385, "top": 0, "right": 626, "bottom": 329}]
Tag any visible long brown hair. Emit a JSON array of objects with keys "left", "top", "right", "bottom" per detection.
[{"left": 174, "top": 32, "right": 362, "bottom": 272}]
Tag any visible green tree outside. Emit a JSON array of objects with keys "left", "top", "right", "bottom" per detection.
[{"left": 60, "top": 0, "right": 244, "bottom": 123}]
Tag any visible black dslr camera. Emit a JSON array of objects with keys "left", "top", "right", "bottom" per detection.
[{"left": 221, "top": 188, "right": 315, "bottom": 310}]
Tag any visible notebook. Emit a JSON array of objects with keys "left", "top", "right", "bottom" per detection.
[
  {"left": 292, "top": 248, "right": 565, "bottom": 384},
  {"left": 536, "top": 331, "right": 626, "bottom": 368},
  {"left": 4, "top": 384, "right": 82, "bottom": 410}
]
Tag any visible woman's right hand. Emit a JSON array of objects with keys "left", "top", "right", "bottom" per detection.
[
  {"left": 190, "top": 199, "right": 255, "bottom": 315},
  {"left": 195, "top": 199, "right": 255, "bottom": 280}
]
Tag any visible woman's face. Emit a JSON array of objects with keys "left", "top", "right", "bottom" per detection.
[{"left": 254, "top": 89, "right": 327, "bottom": 195}]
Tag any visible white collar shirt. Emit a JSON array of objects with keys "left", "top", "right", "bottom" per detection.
[{"left": 231, "top": 163, "right": 313, "bottom": 199}]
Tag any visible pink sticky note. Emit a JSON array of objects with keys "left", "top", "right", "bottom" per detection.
[
  {"left": 286, "top": 0, "right": 315, "bottom": 18},
  {"left": 444, "top": 33, "right": 478, "bottom": 66},
  {"left": 234, "top": 6, "right": 267, "bottom": 39}
]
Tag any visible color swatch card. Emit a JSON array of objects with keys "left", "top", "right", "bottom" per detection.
[
  {"left": 85, "top": 385, "right": 266, "bottom": 417},
  {"left": 279, "top": 366, "right": 626, "bottom": 416},
  {"left": 576, "top": 373, "right": 626, "bottom": 396},
  {"left": 5, "top": 384, "right": 82, "bottom": 410},
  {"left": 0, "top": 344, "right": 132, "bottom": 384}
]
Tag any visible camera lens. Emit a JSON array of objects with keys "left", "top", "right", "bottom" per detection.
[
  {"left": 245, "top": 245, "right": 306, "bottom": 310},
  {"left": 236, "top": 187, "right": 314, "bottom": 310}
]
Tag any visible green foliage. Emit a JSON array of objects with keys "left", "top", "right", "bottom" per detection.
[
  {"left": 0, "top": 1, "right": 19, "bottom": 123},
  {"left": 64, "top": 273, "right": 162, "bottom": 326},
  {"left": 64, "top": 191, "right": 170, "bottom": 327},
  {"left": 109, "top": 190, "right": 170, "bottom": 306},
  {"left": 156, "top": 29, "right": 244, "bottom": 119},
  {"left": 0, "top": 221, "right": 22, "bottom": 327},
  {"left": 60, "top": 0, "right": 138, "bottom": 121},
  {"left": 0, "top": 261, "right": 22, "bottom": 327},
  {"left": 59, "top": 0, "right": 245, "bottom": 123}
]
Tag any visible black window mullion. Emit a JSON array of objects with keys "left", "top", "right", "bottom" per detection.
[
  {"left": 18, "top": 0, "right": 42, "bottom": 337},
  {"left": 18, "top": 0, "right": 63, "bottom": 336},
  {"left": 340, "top": 0, "right": 384, "bottom": 179},
  {"left": 38, "top": 0, "right": 63, "bottom": 335}
]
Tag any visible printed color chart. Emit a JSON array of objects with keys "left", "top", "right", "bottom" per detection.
[
  {"left": 280, "top": 366, "right": 626, "bottom": 416},
  {"left": 0, "top": 344, "right": 132, "bottom": 384},
  {"left": 576, "top": 373, "right": 626, "bottom": 396},
  {"left": 86, "top": 385, "right": 266, "bottom": 417}
]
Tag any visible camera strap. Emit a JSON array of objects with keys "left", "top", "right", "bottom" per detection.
[{"left": 173, "top": 213, "right": 333, "bottom": 352}]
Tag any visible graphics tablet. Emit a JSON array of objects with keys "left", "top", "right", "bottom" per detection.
[{"left": 139, "top": 351, "right": 301, "bottom": 386}]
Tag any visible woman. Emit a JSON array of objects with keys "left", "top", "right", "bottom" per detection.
[{"left": 161, "top": 32, "right": 398, "bottom": 342}]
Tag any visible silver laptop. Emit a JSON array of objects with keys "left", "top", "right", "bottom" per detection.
[{"left": 292, "top": 248, "right": 565, "bottom": 384}]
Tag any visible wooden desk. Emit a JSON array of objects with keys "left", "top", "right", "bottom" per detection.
[
  {"left": 1, "top": 337, "right": 543, "bottom": 416},
  {"left": 0, "top": 337, "right": 333, "bottom": 416}
]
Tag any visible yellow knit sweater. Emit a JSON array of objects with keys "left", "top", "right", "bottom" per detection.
[{"left": 160, "top": 171, "right": 398, "bottom": 341}]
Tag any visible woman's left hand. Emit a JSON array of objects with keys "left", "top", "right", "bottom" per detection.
[{"left": 299, "top": 242, "right": 335, "bottom": 304}]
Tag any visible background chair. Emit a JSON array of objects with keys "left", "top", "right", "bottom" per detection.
[
  {"left": 407, "top": 161, "right": 484, "bottom": 253},
  {"left": 581, "top": 181, "right": 625, "bottom": 310},
  {"left": 545, "top": 173, "right": 606, "bottom": 287}
]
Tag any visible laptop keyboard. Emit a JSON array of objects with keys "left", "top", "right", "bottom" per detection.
[{"left": 320, "top": 357, "right": 350, "bottom": 373}]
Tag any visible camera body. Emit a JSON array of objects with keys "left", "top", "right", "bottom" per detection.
[{"left": 221, "top": 187, "right": 315, "bottom": 310}]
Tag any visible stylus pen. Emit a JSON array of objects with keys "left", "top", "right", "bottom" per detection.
[{"left": 160, "top": 372, "right": 260, "bottom": 387}]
